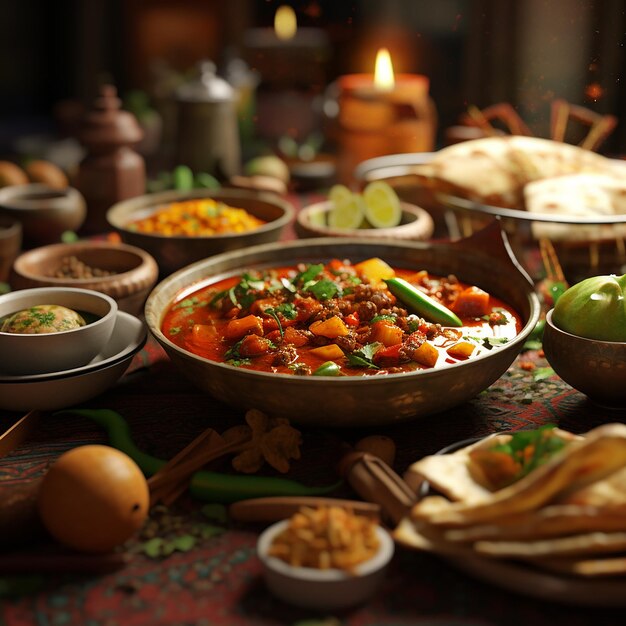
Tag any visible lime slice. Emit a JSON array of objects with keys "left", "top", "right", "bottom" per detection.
[
  {"left": 362, "top": 181, "right": 402, "bottom": 228},
  {"left": 328, "top": 184, "right": 353, "bottom": 207},
  {"left": 328, "top": 189, "right": 365, "bottom": 230}
]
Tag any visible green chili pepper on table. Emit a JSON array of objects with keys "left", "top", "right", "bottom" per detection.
[
  {"left": 59, "top": 409, "right": 341, "bottom": 504},
  {"left": 384, "top": 277, "right": 463, "bottom": 327}
]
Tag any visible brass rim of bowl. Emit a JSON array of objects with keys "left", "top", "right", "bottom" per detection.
[
  {"left": 0, "top": 183, "right": 80, "bottom": 208},
  {"left": 145, "top": 237, "right": 540, "bottom": 384},
  {"left": 297, "top": 201, "right": 434, "bottom": 237},
  {"left": 106, "top": 188, "right": 295, "bottom": 240},
  {"left": 12, "top": 241, "right": 158, "bottom": 285}
]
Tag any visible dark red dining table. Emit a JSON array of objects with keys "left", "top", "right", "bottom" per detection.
[{"left": 0, "top": 195, "right": 624, "bottom": 626}]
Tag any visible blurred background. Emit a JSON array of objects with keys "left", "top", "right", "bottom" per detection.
[{"left": 1, "top": 0, "right": 625, "bottom": 168}]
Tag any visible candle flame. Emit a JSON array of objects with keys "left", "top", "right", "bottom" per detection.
[
  {"left": 274, "top": 5, "right": 297, "bottom": 41},
  {"left": 374, "top": 48, "right": 395, "bottom": 91}
]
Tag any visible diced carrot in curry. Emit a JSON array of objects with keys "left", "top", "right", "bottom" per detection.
[
  {"left": 412, "top": 341, "right": 439, "bottom": 367},
  {"left": 309, "top": 344, "right": 345, "bottom": 361},
  {"left": 283, "top": 327, "right": 310, "bottom": 347},
  {"left": 224, "top": 314, "right": 264, "bottom": 341},
  {"left": 191, "top": 323, "right": 218, "bottom": 345},
  {"left": 369, "top": 321, "right": 403, "bottom": 347},
  {"left": 251, "top": 297, "right": 281, "bottom": 315},
  {"left": 309, "top": 316, "right": 349, "bottom": 338},
  {"left": 452, "top": 286, "right": 491, "bottom": 317},
  {"left": 238, "top": 334, "right": 271, "bottom": 357}
]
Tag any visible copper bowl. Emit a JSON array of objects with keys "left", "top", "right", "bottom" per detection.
[
  {"left": 106, "top": 188, "right": 295, "bottom": 276},
  {"left": 0, "top": 184, "right": 86, "bottom": 246},
  {"left": 543, "top": 309, "right": 626, "bottom": 408},
  {"left": 0, "top": 217, "right": 22, "bottom": 283},
  {"left": 144, "top": 221, "right": 540, "bottom": 427},
  {"left": 11, "top": 241, "right": 159, "bottom": 315}
]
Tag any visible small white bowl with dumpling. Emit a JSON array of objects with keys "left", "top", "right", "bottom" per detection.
[{"left": 0, "top": 287, "right": 117, "bottom": 375}]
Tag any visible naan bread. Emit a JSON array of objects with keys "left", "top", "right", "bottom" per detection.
[
  {"left": 397, "top": 423, "right": 626, "bottom": 578},
  {"left": 403, "top": 433, "right": 511, "bottom": 504},
  {"left": 414, "top": 136, "right": 622, "bottom": 217},
  {"left": 417, "top": 138, "right": 522, "bottom": 207},
  {"left": 475, "top": 531, "right": 626, "bottom": 559},
  {"left": 561, "top": 466, "right": 626, "bottom": 507},
  {"left": 526, "top": 173, "right": 626, "bottom": 241},
  {"left": 411, "top": 423, "right": 626, "bottom": 527},
  {"left": 444, "top": 504, "right": 626, "bottom": 542}
]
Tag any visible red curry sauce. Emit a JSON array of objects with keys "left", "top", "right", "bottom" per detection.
[{"left": 161, "top": 258, "right": 522, "bottom": 376}]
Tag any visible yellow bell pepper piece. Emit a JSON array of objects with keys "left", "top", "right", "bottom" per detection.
[
  {"left": 412, "top": 341, "right": 439, "bottom": 368},
  {"left": 309, "top": 316, "right": 349, "bottom": 338},
  {"left": 353, "top": 257, "right": 395, "bottom": 285},
  {"left": 309, "top": 344, "right": 345, "bottom": 361}
]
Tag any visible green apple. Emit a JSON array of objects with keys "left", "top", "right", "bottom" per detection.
[{"left": 552, "top": 274, "right": 626, "bottom": 341}]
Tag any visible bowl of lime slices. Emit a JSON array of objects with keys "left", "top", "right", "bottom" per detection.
[{"left": 295, "top": 182, "right": 435, "bottom": 241}]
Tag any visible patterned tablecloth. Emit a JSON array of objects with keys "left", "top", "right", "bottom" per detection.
[
  {"left": 1, "top": 201, "right": 625, "bottom": 625},
  {"left": 1, "top": 337, "right": 625, "bottom": 626}
]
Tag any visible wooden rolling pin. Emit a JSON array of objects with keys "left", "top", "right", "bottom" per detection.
[{"left": 229, "top": 496, "right": 381, "bottom": 523}]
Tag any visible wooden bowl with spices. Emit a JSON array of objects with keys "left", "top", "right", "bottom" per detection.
[
  {"left": 106, "top": 189, "right": 295, "bottom": 276},
  {"left": 10, "top": 241, "right": 159, "bottom": 315}
]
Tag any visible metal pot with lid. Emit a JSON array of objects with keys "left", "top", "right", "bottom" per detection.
[{"left": 175, "top": 60, "right": 241, "bottom": 179}]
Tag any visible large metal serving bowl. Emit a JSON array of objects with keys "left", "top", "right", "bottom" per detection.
[
  {"left": 107, "top": 188, "right": 295, "bottom": 277},
  {"left": 145, "top": 221, "right": 540, "bottom": 427}
]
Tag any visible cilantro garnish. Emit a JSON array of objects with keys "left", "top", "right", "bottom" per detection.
[
  {"left": 346, "top": 342, "right": 382, "bottom": 369},
  {"left": 294, "top": 263, "right": 324, "bottom": 285},
  {"left": 305, "top": 279, "right": 340, "bottom": 301},
  {"left": 264, "top": 303, "right": 297, "bottom": 338},
  {"left": 224, "top": 338, "right": 246, "bottom": 362},
  {"left": 370, "top": 314, "right": 397, "bottom": 324}
]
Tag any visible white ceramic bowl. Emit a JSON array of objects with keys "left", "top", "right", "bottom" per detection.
[
  {"left": 257, "top": 519, "right": 394, "bottom": 611},
  {"left": 0, "top": 287, "right": 118, "bottom": 376},
  {"left": 0, "top": 310, "right": 146, "bottom": 411}
]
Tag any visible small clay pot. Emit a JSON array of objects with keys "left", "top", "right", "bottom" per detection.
[
  {"left": 0, "top": 217, "right": 22, "bottom": 282},
  {"left": 0, "top": 184, "right": 86, "bottom": 247}
]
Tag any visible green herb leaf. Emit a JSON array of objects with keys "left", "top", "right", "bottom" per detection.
[
  {"left": 295, "top": 263, "right": 324, "bottom": 285},
  {"left": 346, "top": 342, "right": 381, "bottom": 369},
  {"left": 523, "top": 339, "right": 543, "bottom": 351},
  {"left": 533, "top": 366, "right": 555, "bottom": 382},
  {"left": 370, "top": 314, "right": 397, "bottom": 324},
  {"left": 264, "top": 302, "right": 297, "bottom": 339},
  {"left": 480, "top": 336, "right": 509, "bottom": 350},
  {"left": 490, "top": 424, "right": 567, "bottom": 481},
  {"left": 142, "top": 537, "right": 165, "bottom": 558},
  {"left": 173, "top": 535, "right": 196, "bottom": 552},
  {"left": 306, "top": 279, "right": 340, "bottom": 301}
]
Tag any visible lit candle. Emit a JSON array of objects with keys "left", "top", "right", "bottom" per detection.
[
  {"left": 243, "top": 6, "right": 330, "bottom": 141},
  {"left": 243, "top": 6, "right": 330, "bottom": 88},
  {"left": 335, "top": 48, "right": 436, "bottom": 183}
]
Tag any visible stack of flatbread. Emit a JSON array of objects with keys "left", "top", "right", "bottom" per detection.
[
  {"left": 415, "top": 136, "right": 626, "bottom": 240},
  {"left": 396, "top": 423, "right": 626, "bottom": 578}
]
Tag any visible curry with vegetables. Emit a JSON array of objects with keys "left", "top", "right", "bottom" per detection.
[{"left": 161, "top": 257, "right": 522, "bottom": 376}]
